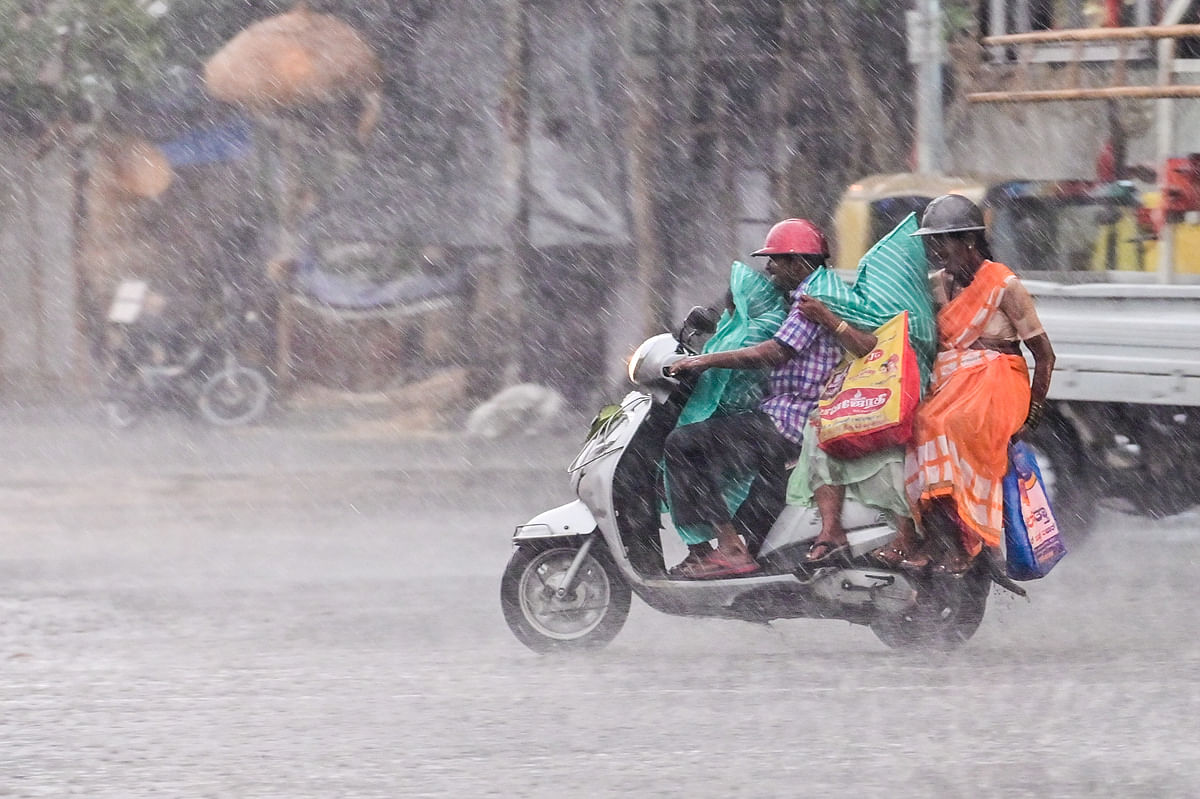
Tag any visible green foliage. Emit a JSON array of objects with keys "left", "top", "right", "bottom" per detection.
[
  {"left": 158, "top": 0, "right": 289, "bottom": 66},
  {"left": 74, "top": 0, "right": 166, "bottom": 89},
  {"left": 0, "top": 0, "right": 166, "bottom": 123},
  {"left": 0, "top": 2, "right": 61, "bottom": 86},
  {"left": 158, "top": 0, "right": 410, "bottom": 67},
  {"left": 854, "top": 0, "right": 888, "bottom": 13},
  {"left": 943, "top": 0, "right": 977, "bottom": 35}
]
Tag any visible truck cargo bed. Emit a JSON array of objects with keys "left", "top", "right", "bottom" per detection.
[{"left": 1028, "top": 281, "right": 1200, "bottom": 406}]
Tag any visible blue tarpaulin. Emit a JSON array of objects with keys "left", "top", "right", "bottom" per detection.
[
  {"left": 295, "top": 261, "right": 468, "bottom": 310},
  {"left": 157, "top": 118, "right": 253, "bottom": 168}
]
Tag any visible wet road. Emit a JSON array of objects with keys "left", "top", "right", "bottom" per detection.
[{"left": 1, "top": 409, "right": 1198, "bottom": 797}]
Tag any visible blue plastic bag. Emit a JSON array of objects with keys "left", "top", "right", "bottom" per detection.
[{"left": 1003, "top": 441, "right": 1067, "bottom": 580}]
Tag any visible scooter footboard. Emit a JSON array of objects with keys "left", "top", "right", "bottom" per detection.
[
  {"left": 810, "top": 569, "right": 919, "bottom": 615},
  {"left": 513, "top": 500, "right": 597, "bottom": 542}
]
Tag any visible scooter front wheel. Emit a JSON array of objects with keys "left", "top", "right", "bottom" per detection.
[
  {"left": 501, "top": 542, "right": 631, "bottom": 654},
  {"left": 103, "top": 398, "right": 140, "bottom": 430}
]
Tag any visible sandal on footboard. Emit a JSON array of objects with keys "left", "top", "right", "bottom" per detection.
[
  {"left": 668, "top": 551, "right": 706, "bottom": 577},
  {"left": 804, "top": 539, "right": 850, "bottom": 565},
  {"left": 677, "top": 549, "right": 760, "bottom": 579},
  {"left": 872, "top": 543, "right": 907, "bottom": 568}
]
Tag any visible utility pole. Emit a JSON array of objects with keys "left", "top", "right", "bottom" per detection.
[
  {"left": 499, "top": 0, "right": 532, "bottom": 387},
  {"left": 1155, "top": 34, "right": 1177, "bottom": 283},
  {"left": 908, "top": 0, "right": 946, "bottom": 174}
]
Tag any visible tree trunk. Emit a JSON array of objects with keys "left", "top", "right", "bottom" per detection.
[
  {"left": 777, "top": 0, "right": 914, "bottom": 225},
  {"left": 627, "top": 0, "right": 672, "bottom": 337}
]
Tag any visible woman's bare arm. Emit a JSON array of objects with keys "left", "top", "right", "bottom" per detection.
[
  {"left": 1025, "top": 333, "right": 1055, "bottom": 405},
  {"left": 1017, "top": 332, "right": 1055, "bottom": 437}
]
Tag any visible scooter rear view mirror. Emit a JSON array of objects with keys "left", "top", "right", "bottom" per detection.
[{"left": 683, "top": 305, "right": 719, "bottom": 335}]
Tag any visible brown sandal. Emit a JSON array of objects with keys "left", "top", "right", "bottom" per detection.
[
  {"left": 872, "top": 543, "right": 908, "bottom": 568},
  {"left": 804, "top": 538, "right": 850, "bottom": 564},
  {"left": 932, "top": 551, "right": 973, "bottom": 576},
  {"left": 897, "top": 552, "right": 933, "bottom": 573},
  {"left": 677, "top": 549, "right": 760, "bottom": 579},
  {"left": 668, "top": 544, "right": 714, "bottom": 577}
]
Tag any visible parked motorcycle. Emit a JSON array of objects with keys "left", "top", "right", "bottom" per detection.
[
  {"left": 102, "top": 280, "right": 272, "bottom": 428},
  {"left": 501, "top": 310, "right": 1020, "bottom": 654}
]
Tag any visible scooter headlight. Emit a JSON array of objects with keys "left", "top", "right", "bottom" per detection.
[
  {"left": 627, "top": 339, "right": 652, "bottom": 385},
  {"left": 627, "top": 334, "right": 683, "bottom": 401}
]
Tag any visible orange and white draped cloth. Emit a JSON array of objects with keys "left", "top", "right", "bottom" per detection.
[{"left": 905, "top": 261, "right": 1031, "bottom": 553}]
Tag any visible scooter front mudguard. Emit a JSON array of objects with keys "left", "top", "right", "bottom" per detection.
[{"left": 512, "top": 500, "right": 597, "bottom": 542}]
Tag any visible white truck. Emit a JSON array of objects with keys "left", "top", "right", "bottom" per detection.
[
  {"left": 1031, "top": 280, "right": 1200, "bottom": 527},
  {"left": 837, "top": 174, "right": 1200, "bottom": 535}
]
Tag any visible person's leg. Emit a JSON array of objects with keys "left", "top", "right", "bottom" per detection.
[
  {"left": 673, "top": 413, "right": 782, "bottom": 578},
  {"left": 938, "top": 507, "right": 977, "bottom": 574},
  {"left": 734, "top": 425, "right": 802, "bottom": 555},
  {"left": 792, "top": 421, "right": 850, "bottom": 563},
  {"left": 806, "top": 483, "right": 847, "bottom": 560},
  {"left": 666, "top": 541, "right": 713, "bottom": 576},
  {"left": 663, "top": 425, "right": 717, "bottom": 574},
  {"left": 710, "top": 521, "right": 750, "bottom": 559},
  {"left": 912, "top": 500, "right": 970, "bottom": 574},
  {"left": 663, "top": 417, "right": 755, "bottom": 575},
  {"left": 663, "top": 420, "right": 737, "bottom": 531},
  {"left": 874, "top": 513, "right": 922, "bottom": 567}
]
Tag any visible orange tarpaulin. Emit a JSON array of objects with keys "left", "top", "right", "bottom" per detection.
[
  {"left": 112, "top": 138, "right": 172, "bottom": 198},
  {"left": 204, "top": 4, "right": 381, "bottom": 110}
]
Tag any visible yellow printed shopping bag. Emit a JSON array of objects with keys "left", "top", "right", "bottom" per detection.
[{"left": 817, "top": 312, "right": 919, "bottom": 459}]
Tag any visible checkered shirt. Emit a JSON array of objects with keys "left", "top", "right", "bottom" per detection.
[{"left": 760, "top": 276, "right": 842, "bottom": 444}]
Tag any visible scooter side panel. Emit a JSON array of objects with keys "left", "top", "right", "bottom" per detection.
[
  {"left": 759, "top": 502, "right": 898, "bottom": 562},
  {"left": 513, "top": 500, "right": 597, "bottom": 541},
  {"left": 757, "top": 504, "right": 822, "bottom": 559}
]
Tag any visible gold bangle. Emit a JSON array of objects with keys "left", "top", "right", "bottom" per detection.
[{"left": 834, "top": 320, "right": 849, "bottom": 335}]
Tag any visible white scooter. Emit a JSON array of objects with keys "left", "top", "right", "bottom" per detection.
[{"left": 501, "top": 310, "right": 1019, "bottom": 653}]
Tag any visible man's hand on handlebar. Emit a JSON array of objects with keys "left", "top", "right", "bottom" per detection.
[{"left": 668, "top": 355, "right": 710, "bottom": 378}]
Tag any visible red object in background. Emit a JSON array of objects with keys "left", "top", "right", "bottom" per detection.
[
  {"left": 1053, "top": 180, "right": 1091, "bottom": 199},
  {"left": 1163, "top": 155, "right": 1200, "bottom": 215},
  {"left": 1096, "top": 140, "right": 1116, "bottom": 182},
  {"left": 1105, "top": 0, "right": 1122, "bottom": 27},
  {"left": 1135, "top": 206, "right": 1160, "bottom": 238}
]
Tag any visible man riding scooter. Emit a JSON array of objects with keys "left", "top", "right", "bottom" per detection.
[
  {"left": 503, "top": 215, "right": 1003, "bottom": 653},
  {"left": 665, "top": 218, "right": 868, "bottom": 579}
]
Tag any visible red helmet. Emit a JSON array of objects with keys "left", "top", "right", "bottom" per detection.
[{"left": 752, "top": 218, "right": 829, "bottom": 258}]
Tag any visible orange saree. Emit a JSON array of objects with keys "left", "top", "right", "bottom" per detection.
[{"left": 905, "top": 261, "right": 1031, "bottom": 553}]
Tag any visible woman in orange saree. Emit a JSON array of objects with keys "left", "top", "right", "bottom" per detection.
[{"left": 900, "top": 195, "right": 1056, "bottom": 573}]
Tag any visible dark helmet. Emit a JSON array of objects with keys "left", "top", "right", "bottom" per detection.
[{"left": 912, "top": 194, "right": 986, "bottom": 236}]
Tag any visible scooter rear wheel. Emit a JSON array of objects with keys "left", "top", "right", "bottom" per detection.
[
  {"left": 501, "top": 543, "right": 631, "bottom": 654},
  {"left": 870, "top": 566, "right": 990, "bottom": 651},
  {"left": 198, "top": 366, "right": 270, "bottom": 426}
]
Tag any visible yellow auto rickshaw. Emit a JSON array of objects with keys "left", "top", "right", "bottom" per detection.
[{"left": 833, "top": 173, "right": 988, "bottom": 272}]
